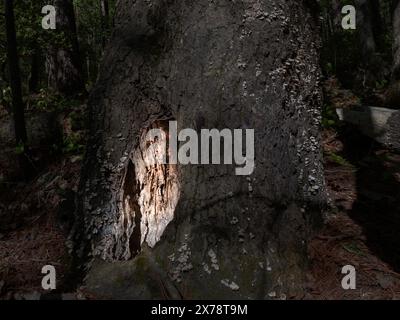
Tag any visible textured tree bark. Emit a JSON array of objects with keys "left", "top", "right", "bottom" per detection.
[
  {"left": 46, "top": 0, "right": 85, "bottom": 96},
  {"left": 73, "top": 0, "right": 326, "bottom": 299}
]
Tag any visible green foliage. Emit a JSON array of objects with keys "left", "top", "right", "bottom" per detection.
[
  {"left": 375, "top": 79, "right": 388, "bottom": 90},
  {"left": 14, "top": 141, "right": 25, "bottom": 155},
  {"left": 62, "top": 132, "right": 84, "bottom": 154},
  {"left": 75, "top": 0, "right": 116, "bottom": 84},
  {"left": 51, "top": 130, "right": 84, "bottom": 155},
  {"left": 327, "top": 151, "right": 353, "bottom": 167},
  {"left": 321, "top": 28, "right": 361, "bottom": 88},
  {"left": 342, "top": 242, "right": 365, "bottom": 257},
  {"left": 2, "top": 86, "right": 12, "bottom": 105},
  {"left": 0, "top": 0, "right": 116, "bottom": 94},
  {"left": 321, "top": 104, "right": 340, "bottom": 129},
  {"left": 28, "top": 89, "right": 80, "bottom": 112},
  {"left": 69, "top": 110, "right": 85, "bottom": 130},
  {"left": 320, "top": 0, "right": 394, "bottom": 91},
  {"left": 0, "top": 0, "right": 60, "bottom": 95},
  {"left": 30, "top": 89, "right": 55, "bottom": 110},
  {"left": 324, "top": 62, "right": 334, "bottom": 77}
]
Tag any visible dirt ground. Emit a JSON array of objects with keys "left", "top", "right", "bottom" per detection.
[
  {"left": 0, "top": 126, "right": 399, "bottom": 300},
  {"left": 0, "top": 156, "right": 80, "bottom": 299}
]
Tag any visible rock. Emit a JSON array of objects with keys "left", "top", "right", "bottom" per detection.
[
  {"left": 61, "top": 293, "right": 77, "bottom": 300},
  {"left": 22, "top": 291, "right": 41, "bottom": 300},
  {"left": 336, "top": 106, "right": 400, "bottom": 152}
]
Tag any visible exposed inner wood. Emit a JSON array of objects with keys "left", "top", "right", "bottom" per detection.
[{"left": 121, "top": 121, "right": 180, "bottom": 258}]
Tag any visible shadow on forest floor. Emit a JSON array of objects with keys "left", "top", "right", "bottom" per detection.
[
  {"left": 308, "top": 124, "right": 400, "bottom": 299},
  {"left": 340, "top": 125, "right": 400, "bottom": 272}
]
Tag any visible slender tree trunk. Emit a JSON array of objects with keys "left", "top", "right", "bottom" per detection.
[
  {"left": 85, "top": 34, "right": 99, "bottom": 83},
  {"left": 370, "top": 0, "right": 384, "bottom": 49},
  {"left": 29, "top": 46, "right": 40, "bottom": 93},
  {"left": 4, "top": 0, "right": 27, "bottom": 146},
  {"left": 73, "top": 0, "right": 326, "bottom": 299},
  {"left": 356, "top": 0, "right": 377, "bottom": 60},
  {"left": 100, "top": 0, "right": 110, "bottom": 49},
  {"left": 0, "top": 61, "right": 10, "bottom": 113},
  {"left": 355, "top": 0, "right": 384, "bottom": 72},
  {"left": 4, "top": 0, "right": 32, "bottom": 177},
  {"left": 393, "top": 0, "right": 400, "bottom": 80},
  {"left": 385, "top": 0, "right": 400, "bottom": 108},
  {"left": 47, "top": 0, "right": 85, "bottom": 96}
]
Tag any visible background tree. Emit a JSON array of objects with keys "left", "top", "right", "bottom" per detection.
[
  {"left": 354, "top": 0, "right": 387, "bottom": 88},
  {"left": 4, "top": 0, "right": 27, "bottom": 149},
  {"left": 46, "top": 0, "right": 85, "bottom": 96},
  {"left": 73, "top": 0, "right": 326, "bottom": 299},
  {"left": 356, "top": 0, "right": 379, "bottom": 62},
  {"left": 74, "top": 0, "right": 115, "bottom": 84},
  {"left": 28, "top": 44, "right": 40, "bottom": 93},
  {"left": 100, "top": 0, "right": 109, "bottom": 48},
  {"left": 392, "top": 0, "right": 400, "bottom": 80},
  {"left": 320, "top": 0, "right": 395, "bottom": 106},
  {"left": 385, "top": 0, "right": 400, "bottom": 108}
]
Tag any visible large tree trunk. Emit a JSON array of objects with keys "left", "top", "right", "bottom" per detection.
[
  {"left": 46, "top": 0, "right": 85, "bottom": 96},
  {"left": 73, "top": 0, "right": 326, "bottom": 299}
]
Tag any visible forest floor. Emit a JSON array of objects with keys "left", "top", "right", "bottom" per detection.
[
  {"left": 307, "top": 127, "right": 400, "bottom": 299},
  {"left": 0, "top": 112, "right": 399, "bottom": 299}
]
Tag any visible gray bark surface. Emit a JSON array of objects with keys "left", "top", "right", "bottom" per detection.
[{"left": 74, "top": 0, "right": 326, "bottom": 299}]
